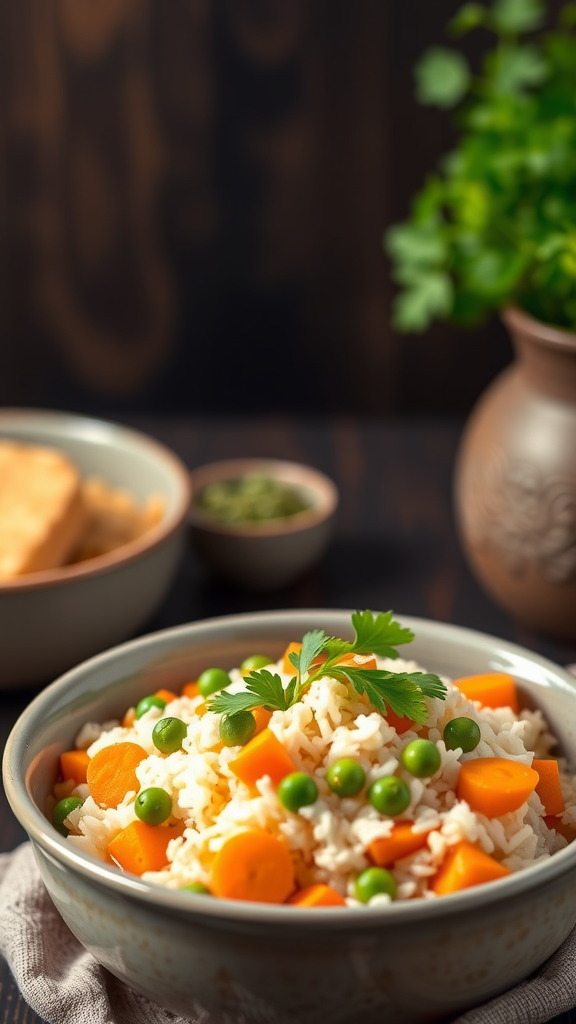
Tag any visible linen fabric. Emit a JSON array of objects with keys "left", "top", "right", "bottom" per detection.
[{"left": 1, "top": 842, "right": 575, "bottom": 1024}]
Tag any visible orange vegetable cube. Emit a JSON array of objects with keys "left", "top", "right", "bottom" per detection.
[
  {"left": 122, "top": 708, "right": 136, "bottom": 729},
  {"left": 108, "top": 820, "right": 183, "bottom": 876},
  {"left": 59, "top": 749, "right": 90, "bottom": 785},
  {"left": 229, "top": 728, "right": 296, "bottom": 788},
  {"left": 287, "top": 884, "right": 347, "bottom": 907},
  {"left": 432, "top": 840, "right": 510, "bottom": 895},
  {"left": 252, "top": 705, "right": 273, "bottom": 735},
  {"left": 453, "top": 672, "right": 518, "bottom": 713},
  {"left": 368, "top": 821, "right": 431, "bottom": 867},
  {"left": 282, "top": 642, "right": 301, "bottom": 674},
  {"left": 154, "top": 688, "right": 178, "bottom": 705},
  {"left": 384, "top": 708, "right": 414, "bottom": 734},
  {"left": 533, "top": 759, "right": 565, "bottom": 816},
  {"left": 181, "top": 681, "right": 199, "bottom": 699}
]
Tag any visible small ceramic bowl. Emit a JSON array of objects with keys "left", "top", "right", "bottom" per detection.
[
  {"left": 0, "top": 408, "right": 192, "bottom": 688},
  {"left": 188, "top": 458, "right": 339, "bottom": 589},
  {"left": 4, "top": 609, "right": 576, "bottom": 1024}
]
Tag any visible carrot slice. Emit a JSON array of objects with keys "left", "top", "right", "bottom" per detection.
[
  {"left": 544, "top": 816, "right": 576, "bottom": 843},
  {"left": 252, "top": 705, "right": 273, "bottom": 735},
  {"left": 432, "top": 840, "right": 510, "bottom": 895},
  {"left": 181, "top": 681, "right": 199, "bottom": 699},
  {"left": 122, "top": 708, "right": 136, "bottom": 729},
  {"left": 288, "top": 884, "right": 346, "bottom": 907},
  {"left": 457, "top": 757, "right": 539, "bottom": 817},
  {"left": 229, "top": 728, "right": 296, "bottom": 788},
  {"left": 453, "top": 672, "right": 518, "bottom": 713},
  {"left": 108, "top": 820, "right": 183, "bottom": 875},
  {"left": 59, "top": 749, "right": 90, "bottom": 785},
  {"left": 282, "top": 642, "right": 301, "bottom": 674},
  {"left": 86, "top": 741, "right": 148, "bottom": 809},
  {"left": 154, "top": 688, "right": 178, "bottom": 705},
  {"left": 368, "top": 821, "right": 431, "bottom": 867},
  {"left": 533, "top": 759, "right": 565, "bottom": 816},
  {"left": 384, "top": 708, "right": 414, "bottom": 734},
  {"left": 211, "top": 829, "right": 295, "bottom": 903}
]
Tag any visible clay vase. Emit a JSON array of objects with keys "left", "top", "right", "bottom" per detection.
[{"left": 453, "top": 305, "right": 576, "bottom": 642}]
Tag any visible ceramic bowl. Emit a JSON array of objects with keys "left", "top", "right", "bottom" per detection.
[
  {"left": 188, "top": 458, "right": 339, "bottom": 589},
  {"left": 4, "top": 609, "right": 576, "bottom": 1024},
  {"left": 0, "top": 408, "right": 192, "bottom": 688}
]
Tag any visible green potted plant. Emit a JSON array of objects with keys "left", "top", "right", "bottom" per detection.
[{"left": 385, "top": 0, "right": 576, "bottom": 642}]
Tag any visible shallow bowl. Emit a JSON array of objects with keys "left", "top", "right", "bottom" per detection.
[
  {"left": 188, "top": 458, "right": 339, "bottom": 589},
  {"left": 0, "top": 408, "right": 192, "bottom": 688},
  {"left": 4, "top": 609, "right": 576, "bottom": 1024}
]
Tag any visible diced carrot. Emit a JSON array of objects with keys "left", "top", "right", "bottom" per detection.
[
  {"left": 385, "top": 708, "right": 414, "bottom": 734},
  {"left": 86, "top": 741, "right": 148, "bottom": 809},
  {"left": 432, "top": 840, "right": 510, "bottom": 895},
  {"left": 181, "top": 681, "right": 199, "bottom": 699},
  {"left": 59, "top": 749, "right": 90, "bottom": 785},
  {"left": 195, "top": 701, "right": 207, "bottom": 718},
  {"left": 122, "top": 708, "right": 136, "bottom": 729},
  {"left": 336, "top": 653, "right": 378, "bottom": 671},
  {"left": 252, "top": 705, "right": 273, "bottom": 735},
  {"left": 457, "top": 757, "right": 539, "bottom": 817},
  {"left": 154, "top": 688, "right": 178, "bottom": 705},
  {"left": 287, "top": 884, "right": 347, "bottom": 907},
  {"left": 368, "top": 821, "right": 431, "bottom": 867},
  {"left": 544, "top": 816, "right": 576, "bottom": 843},
  {"left": 229, "top": 728, "right": 296, "bottom": 788},
  {"left": 453, "top": 672, "right": 519, "bottom": 713},
  {"left": 108, "top": 820, "right": 183, "bottom": 876},
  {"left": 211, "top": 829, "right": 295, "bottom": 903},
  {"left": 533, "top": 759, "right": 565, "bottom": 816},
  {"left": 282, "top": 642, "right": 301, "bottom": 674}
]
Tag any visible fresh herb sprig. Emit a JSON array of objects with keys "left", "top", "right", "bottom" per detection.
[{"left": 207, "top": 610, "right": 447, "bottom": 725}]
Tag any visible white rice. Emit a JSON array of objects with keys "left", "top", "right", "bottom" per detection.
[{"left": 61, "top": 655, "right": 576, "bottom": 906}]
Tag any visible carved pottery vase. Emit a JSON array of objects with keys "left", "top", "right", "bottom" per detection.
[{"left": 453, "top": 306, "right": 576, "bottom": 641}]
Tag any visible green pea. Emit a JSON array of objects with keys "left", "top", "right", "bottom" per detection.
[
  {"left": 53, "top": 796, "right": 83, "bottom": 836},
  {"left": 443, "top": 717, "right": 481, "bottom": 753},
  {"left": 136, "top": 695, "right": 166, "bottom": 719},
  {"left": 400, "top": 739, "right": 442, "bottom": 778},
  {"left": 219, "top": 711, "right": 257, "bottom": 747},
  {"left": 368, "top": 776, "right": 411, "bottom": 816},
  {"left": 152, "top": 717, "right": 188, "bottom": 754},
  {"left": 354, "top": 866, "right": 396, "bottom": 903},
  {"left": 326, "top": 758, "right": 366, "bottom": 797},
  {"left": 241, "top": 654, "right": 272, "bottom": 674},
  {"left": 134, "top": 787, "right": 172, "bottom": 825},
  {"left": 197, "top": 667, "right": 232, "bottom": 698},
  {"left": 278, "top": 772, "right": 319, "bottom": 813},
  {"left": 182, "top": 882, "right": 211, "bottom": 895}
]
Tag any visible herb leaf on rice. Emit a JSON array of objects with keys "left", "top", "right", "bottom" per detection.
[{"left": 207, "top": 610, "right": 447, "bottom": 725}]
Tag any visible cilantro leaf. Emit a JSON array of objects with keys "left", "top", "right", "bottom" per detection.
[
  {"left": 334, "top": 668, "right": 446, "bottom": 725},
  {"left": 414, "top": 48, "right": 471, "bottom": 109},
  {"left": 350, "top": 609, "right": 414, "bottom": 659},
  {"left": 448, "top": 4, "right": 487, "bottom": 37},
  {"left": 392, "top": 272, "right": 454, "bottom": 333},
  {"left": 208, "top": 670, "right": 290, "bottom": 715},
  {"left": 292, "top": 629, "right": 328, "bottom": 676}
]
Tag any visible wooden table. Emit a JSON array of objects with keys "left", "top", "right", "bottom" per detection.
[{"left": 2, "top": 414, "right": 576, "bottom": 1024}]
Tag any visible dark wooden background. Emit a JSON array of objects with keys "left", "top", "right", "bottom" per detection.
[{"left": 0, "top": 0, "right": 524, "bottom": 422}]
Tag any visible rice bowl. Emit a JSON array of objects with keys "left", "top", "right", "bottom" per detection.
[{"left": 5, "top": 608, "right": 576, "bottom": 1024}]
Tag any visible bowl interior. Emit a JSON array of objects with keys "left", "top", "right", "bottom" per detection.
[
  {"left": 189, "top": 458, "right": 338, "bottom": 534},
  {"left": 5, "top": 608, "right": 576, "bottom": 925}
]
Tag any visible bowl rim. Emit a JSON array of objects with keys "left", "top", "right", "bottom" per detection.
[
  {"left": 5, "top": 608, "right": 576, "bottom": 930},
  {"left": 188, "top": 458, "right": 339, "bottom": 537},
  {"left": 0, "top": 407, "right": 193, "bottom": 591}
]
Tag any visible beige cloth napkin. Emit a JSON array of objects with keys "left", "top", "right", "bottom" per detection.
[{"left": 1, "top": 842, "right": 575, "bottom": 1024}]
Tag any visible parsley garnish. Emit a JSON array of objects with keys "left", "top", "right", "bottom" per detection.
[{"left": 207, "top": 610, "right": 446, "bottom": 725}]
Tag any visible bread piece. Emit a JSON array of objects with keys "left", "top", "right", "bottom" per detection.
[
  {"left": 0, "top": 441, "right": 86, "bottom": 578},
  {"left": 70, "top": 477, "right": 164, "bottom": 562}
]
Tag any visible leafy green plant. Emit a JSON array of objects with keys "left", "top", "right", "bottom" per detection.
[{"left": 385, "top": 0, "right": 576, "bottom": 333}]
